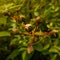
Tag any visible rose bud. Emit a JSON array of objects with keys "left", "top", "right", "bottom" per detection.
[
  {"left": 12, "top": 28, "right": 19, "bottom": 33},
  {"left": 27, "top": 45, "right": 34, "bottom": 54},
  {"left": 25, "top": 24, "right": 32, "bottom": 32},
  {"left": 19, "top": 14, "right": 25, "bottom": 21},
  {"left": 49, "top": 29, "right": 58, "bottom": 34},
  {"left": 36, "top": 16, "right": 40, "bottom": 23},
  {"left": 51, "top": 30, "right": 58, "bottom": 33}
]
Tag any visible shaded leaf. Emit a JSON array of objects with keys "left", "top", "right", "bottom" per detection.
[
  {"left": 43, "top": 44, "right": 50, "bottom": 50},
  {"left": 7, "top": 48, "right": 26, "bottom": 60},
  {"left": 51, "top": 54, "right": 57, "bottom": 60},
  {"left": 33, "top": 43, "right": 43, "bottom": 51},
  {"left": 6, "top": 49, "right": 20, "bottom": 60}
]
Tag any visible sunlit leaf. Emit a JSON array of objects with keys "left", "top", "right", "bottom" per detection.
[
  {"left": 22, "top": 51, "right": 32, "bottom": 60},
  {"left": 0, "top": 16, "right": 7, "bottom": 24},
  {"left": 0, "top": 31, "right": 10, "bottom": 36},
  {"left": 49, "top": 46, "right": 59, "bottom": 54}
]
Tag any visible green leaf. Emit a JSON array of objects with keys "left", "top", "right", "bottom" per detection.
[
  {"left": 10, "top": 38, "right": 17, "bottom": 45},
  {"left": 19, "top": 48, "right": 26, "bottom": 52},
  {"left": 34, "top": 12, "right": 39, "bottom": 16},
  {"left": 0, "top": 3, "right": 14, "bottom": 13},
  {"left": 22, "top": 51, "right": 32, "bottom": 60},
  {"left": 42, "top": 50, "right": 49, "bottom": 55},
  {"left": 54, "top": 46, "right": 60, "bottom": 51},
  {"left": 0, "top": 31, "right": 10, "bottom": 36},
  {"left": 49, "top": 47, "right": 60, "bottom": 56},
  {"left": 43, "top": 44, "right": 50, "bottom": 50},
  {"left": 33, "top": 43, "right": 43, "bottom": 51},
  {"left": 0, "top": 17, "right": 7, "bottom": 24},
  {"left": 50, "top": 54, "right": 57, "bottom": 60},
  {"left": 22, "top": 51, "right": 27, "bottom": 60},
  {"left": 49, "top": 46, "right": 59, "bottom": 54},
  {"left": 6, "top": 48, "right": 26, "bottom": 60},
  {"left": 6, "top": 49, "right": 20, "bottom": 60}
]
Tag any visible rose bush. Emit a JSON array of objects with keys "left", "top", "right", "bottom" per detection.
[{"left": 0, "top": 0, "right": 60, "bottom": 60}]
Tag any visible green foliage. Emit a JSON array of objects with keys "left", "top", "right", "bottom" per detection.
[{"left": 0, "top": 0, "right": 60, "bottom": 60}]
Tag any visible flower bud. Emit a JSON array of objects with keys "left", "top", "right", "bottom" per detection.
[
  {"left": 36, "top": 16, "right": 40, "bottom": 23},
  {"left": 19, "top": 14, "right": 25, "bottom": 21},
  {"left": 12, "top": 28, "right": 19, "bottom": 33},
  {"left": 27, "top": 45, "right": 34, "bottom": 54},
  {"left": 49, "top": 29, "right": 58, "bottom": 34},
  {"left": 25, "top": 24, "right": 32, "bottom": 32}
]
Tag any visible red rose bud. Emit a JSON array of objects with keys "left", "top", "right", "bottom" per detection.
[{"left": 27, "top": 45, "right": 34, "bottom": 54}]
